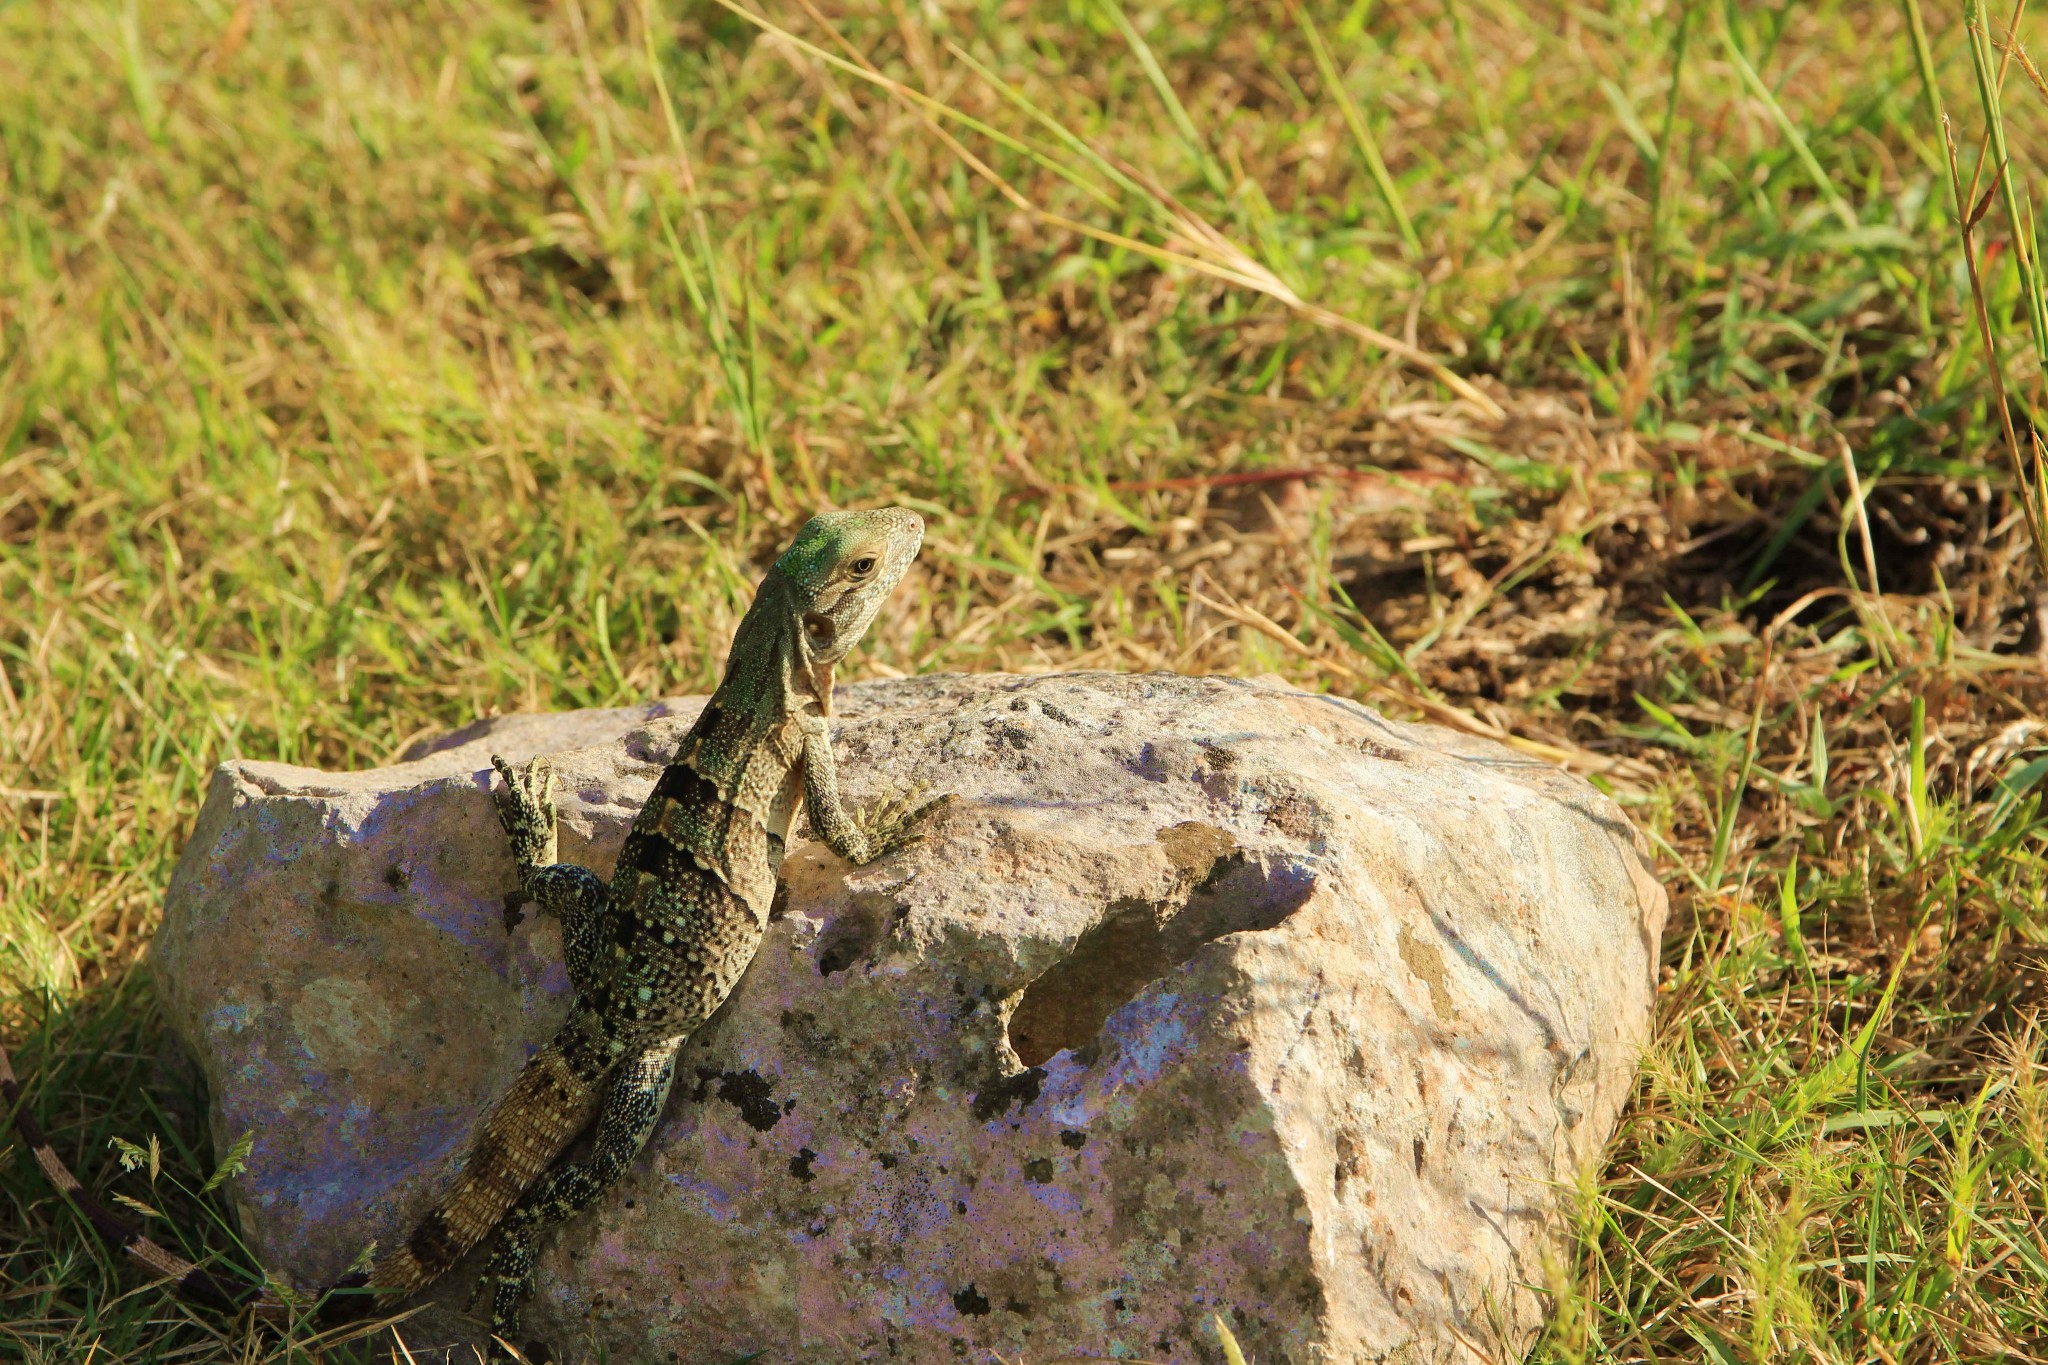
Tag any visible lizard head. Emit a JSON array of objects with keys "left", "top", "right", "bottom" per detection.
[{"left": 773, "top": 506, "right": 925, "bottom": 667}]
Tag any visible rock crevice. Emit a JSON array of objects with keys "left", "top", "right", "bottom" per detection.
[{"left": 1007, "top": 840, "right": 1316, "bottom": 1069}]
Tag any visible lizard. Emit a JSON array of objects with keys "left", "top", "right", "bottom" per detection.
[
  {"left": 2, "top": 506, "right": 947, "bottom": 1360},
  {"left": 341, "top": 503, "right": 947, "bottom": 1355}
]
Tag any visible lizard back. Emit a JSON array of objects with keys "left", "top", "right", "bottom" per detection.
[{"left": 361, "top": 598, "right": 812, "bottom": 1297}]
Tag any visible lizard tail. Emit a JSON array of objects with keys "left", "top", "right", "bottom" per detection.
[
  {"left": 0, "top": 1039, "right": 288, "bottom": 1325},
  {"left": 359, "top": 1036, "right": 603, "bottom": 1298}
]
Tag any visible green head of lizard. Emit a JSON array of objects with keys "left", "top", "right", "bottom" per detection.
[{"left": 772, "top": 506, "right": 925, "bottom": 667}]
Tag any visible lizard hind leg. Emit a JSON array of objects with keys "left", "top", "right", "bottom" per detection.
[{"left": 477, "top": 1036, "right": 683, "bottom": 1360}]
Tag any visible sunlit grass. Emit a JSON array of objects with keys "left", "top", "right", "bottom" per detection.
[{"left": 4, "top": 0, "right": 2047, "bottom": 1361}]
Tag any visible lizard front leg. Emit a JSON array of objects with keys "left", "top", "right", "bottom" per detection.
[
  {"left": 475, "top": 1036, "right": 682, "bottom": 1362},
  {"left": 492, "top": 755, "right": 613, "bottom": 996},
  {"left": 800, "top": 718, "right": 951, "bottom": 865}
]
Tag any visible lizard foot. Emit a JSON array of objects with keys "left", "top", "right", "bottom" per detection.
[
  {"left": 474, "top": 1232, "right": 546, "bottom": 1361},
  {"left": 850, "top": 782, "right": 953, "bottom": 863},
  {"left": 465, "top": 1244, "right": 533, "bottom": 1312},
  {"left": 491, "top": 755, "right": 561, "bottom": 873}
]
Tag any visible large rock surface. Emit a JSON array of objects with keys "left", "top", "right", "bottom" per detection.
[{"left": 153, "top": 672, "right": 1666, "bottom": 1364}]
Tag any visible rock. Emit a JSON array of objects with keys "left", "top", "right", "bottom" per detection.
[{"left": 152, "top": 672, "right": 1666, "bottom": 1364}]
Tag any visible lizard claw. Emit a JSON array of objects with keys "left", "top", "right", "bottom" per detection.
[
  {"left": 852, "top": 782, "right": 953, "bottom": 861},
  {"left": 491, "top": 755, "right": 560, "bottom": 872}
]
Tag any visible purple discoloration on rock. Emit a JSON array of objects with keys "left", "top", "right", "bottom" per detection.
[{"left": 153, "top": 673, "right": 1665, "bottom": 1364}]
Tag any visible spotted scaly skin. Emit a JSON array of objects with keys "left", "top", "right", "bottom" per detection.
[{"left": 339, "top": 507, "right": 947, "bottom": 1358}]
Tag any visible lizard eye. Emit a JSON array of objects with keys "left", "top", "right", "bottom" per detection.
[{"left": 849, "top": 556, "right": 877, "bottom": 577}]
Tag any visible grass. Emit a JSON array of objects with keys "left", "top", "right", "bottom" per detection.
[{"left": 3, "top": 0, "right": 2048, "bottom": 1360}]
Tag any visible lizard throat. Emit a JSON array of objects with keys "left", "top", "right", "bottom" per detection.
[
  {"left": 809, "top": 657, "right": 836, "bottom": 717},
  {"left": 802, "top": 611, "right": 837, "bottom": 651}
]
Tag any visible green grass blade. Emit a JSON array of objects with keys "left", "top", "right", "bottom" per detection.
[{"left": 1288, "top": 0, "right": 1421, "bottom": 258}]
